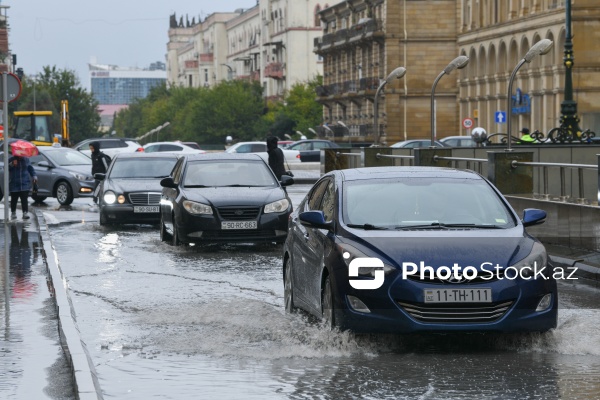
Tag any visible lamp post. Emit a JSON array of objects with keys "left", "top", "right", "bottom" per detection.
[
  {"left": 337, "top": 121, "right": 350, "bottom": 144},
  {"left": 323, "top": 125, "right": 334, "bottom": 138},
  {"left": 308, "top": 127, "right": 318, "bottom": 138},
  {"left": 506, "top": 39, "right": 553, "bottom": 151},
  {"left": 431, "top": 56, "right": 469, "bottom": 147},
  {"left": 373, "top": 67, "right": 407, "bottom": 146},
  {"left": 558, "top": 0, "right": 581, "bottom": 139}
]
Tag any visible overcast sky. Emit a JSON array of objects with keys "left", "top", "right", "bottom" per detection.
[{"left": 6, "top": 0, "right": 253, "bottom": 90}]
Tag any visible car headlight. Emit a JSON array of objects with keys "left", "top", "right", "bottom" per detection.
[
  {"left": 338, "top": 243, "right": 395, "bottom": 277},
  {"left": 264, "top": 199, "right": 290, "bottom": 214},
  {"left": 183, "top": 200, "right": 213, "bottom": 215},
  {"left": 509, "top": 241, "right": 548, "bottom": 279},
  {"left": 103, "top": 190, "right": 116, "bottom": 204},
  {"left": 69, "top": 171, "right": 93, "bottom": 181}
]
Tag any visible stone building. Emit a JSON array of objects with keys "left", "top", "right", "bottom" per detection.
[
  {"left": 166, "top": 0, "right": 324, "bottom": 100},
  {"left": 315, "top": 0, "right": 600, "bottom": 144}
]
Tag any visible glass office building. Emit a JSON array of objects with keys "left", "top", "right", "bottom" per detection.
[{"left": 90, "top": 63, "right": 166, "bottom": 105}]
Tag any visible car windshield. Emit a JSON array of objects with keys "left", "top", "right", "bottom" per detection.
[
  {"left": 43, "top": 149, "right": 92, "bottom": 166},
  {"left": 109, "top": 157, "right": 177, "bottom": 178},
  {"left": 183, "top": 160, "right": 278, "bottom": 187},
  {"left": 343, "top": 177, "right": 515, "bottom": 229}
]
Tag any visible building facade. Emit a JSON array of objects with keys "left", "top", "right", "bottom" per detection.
[
  {"left": 315, "top": 0, "right": 600, "bottom": 145},
  {"left": 458, "top": 0, "right": 600, "bottom": 137},
  {"left": 166, "top": 0, "right": 323, "bottom": 99}
]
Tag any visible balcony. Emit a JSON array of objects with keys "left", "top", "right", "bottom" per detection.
[
  {"left": 264, "top": 62, "right": 285, "bottom": 79},
  {"left": 199, "top": 53, "right": 214, "bottom": 63},
  {"left": 184, "top": 60, "right": 199, "bottom": 69}
]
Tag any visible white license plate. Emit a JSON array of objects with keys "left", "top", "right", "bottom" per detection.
[
  {"left": 221, "top": 221, "right": 257, "bottom": 230},
  {"left": 424, "top": 288, "right": 492, "bottom": 303},
  {"left": 133, "top": 206, "right": 159, "bottom": 213}
]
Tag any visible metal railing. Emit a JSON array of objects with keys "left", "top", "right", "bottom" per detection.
[
  {"left": 511, "top": 160, "right": 598, "bottom": 203},
  {"left": 376, "top": 153, "right": 414, "bottom": 166},
  {"left": 433, "top": 155, "right": 487, "bottom": 174}
]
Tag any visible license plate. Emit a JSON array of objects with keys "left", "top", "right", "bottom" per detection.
[
  {"left": 424, "top": 288, "right": 492, "bottom": 303},
  {"left": 221, "top": 221, "right": 257, "bottom": 230},
  {"left": 133, "top": 206, "right": 159, "bottom": 213}
]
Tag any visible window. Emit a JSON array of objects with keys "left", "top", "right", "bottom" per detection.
[
  {"left": 320, "top": 182, "right": 336, "bottom": 221},
  {"left": 307, "top": 179, "right": 330, "bottom": 211}
]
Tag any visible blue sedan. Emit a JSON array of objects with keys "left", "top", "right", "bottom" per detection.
[{"left": 283, "top": 167, "right": 557, "bottom": 333}]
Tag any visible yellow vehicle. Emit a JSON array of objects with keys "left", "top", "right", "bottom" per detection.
[{"left": 12, "top": 100, "right": 71, "bottom": 147}]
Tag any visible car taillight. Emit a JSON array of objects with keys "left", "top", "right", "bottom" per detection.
[
  {"left": 136, "top": 148, "right": 144, "bottom": 152},
  {"left": 296, "top": 154, "right": 301, "bottom": 158}
]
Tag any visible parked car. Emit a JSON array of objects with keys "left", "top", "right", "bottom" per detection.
[
  {"left": 225, "top": 141, "right": 301, "bottom": 164},
  {"left": 283, "top": 166, "right": 557, "bottom": 333},
  {"left": 176, "top": 141, "right": 203, "bottom": 150},
  {"left": 73, "top": 138, "right": 144, "bottom": 158},
  {"left": 0, "top": 145, "right": 95, "bottom": 205},
  {"left": 284, "top": 139, "right": 340, "bottom": 162},
  {"left": 439, "top": 135, "right": 481, "bottom": 147},
  {"left": 159, "top": 153, "right": 294, "bottom": 246},
  {"left": 95, "top": 153, "right": 179, "bottom": 225},
  {"left": 390, "top": 139, "right": 446, "bottom": 148},
  {"left": 277, "top": 140, "right": 295, "bottom": 148},
  {"left": 144, "top": 141, "right": 206, "bottom": 154}
]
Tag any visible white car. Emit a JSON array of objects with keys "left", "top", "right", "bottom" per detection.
[
  {"left": 225, "top": 141, "right": 300, "bottom": 163},
  {"left": 143, "top": 142, "right": 206, "bottom": 154},
  {"left": 74, "top": 138, "right": 144, "bottom": 158}
]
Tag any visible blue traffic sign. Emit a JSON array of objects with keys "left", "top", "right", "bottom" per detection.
[{"left": 495, "top": 111, "right": 507, "bottom": 124}]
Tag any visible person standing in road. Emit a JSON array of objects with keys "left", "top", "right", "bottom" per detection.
[
  {"left": 89, "top": 141, "right": 112, "bottom": 203},
  {"left": 266, "top": 136, "right": 286, "bottom": 180},
  {"left": 8, "top": 153, "right": 38, "bottom": 220}
]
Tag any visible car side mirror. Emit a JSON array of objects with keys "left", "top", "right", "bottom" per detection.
[
  {"left": 299, "top": 210, "right": 333, "bottom": 230},
  {"left": 37, "top": 161, "right": 52, "bottom": 168},
  {"left": 280, "top": 175, "right": 294, "bottom": 186},
  {"left": 94, "top": 173, "right": 105, "bottom": 181},
  {"left": 522, "top": 208, "right": 546, "bottom": 227},
  {"left": 160, "top": 177, "right": 177, "bottom": 188}
]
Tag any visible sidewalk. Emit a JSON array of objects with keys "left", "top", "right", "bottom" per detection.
[{"left": 0, "top": 205, "right": 102, "bottom": 400}]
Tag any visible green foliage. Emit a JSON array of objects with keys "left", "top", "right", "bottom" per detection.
[
  {"left": 113, "top": 75, "right": 324, "bottom": 145},
  {"left": 14, "top": 66, "right": 101, "bottom": 144}
]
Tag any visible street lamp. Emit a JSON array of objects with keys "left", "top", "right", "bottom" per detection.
[
  {"left": 373, "top": 66, "right": 407, "bottom": 146},
  {"left": 323, "top": 125, "right": 334, "bottom": 138},
  {"left": 506, "top": 39, "right": 553, "bottom": 151},
  {"left": 308, "top": 127, "right": 318, "bottom": 138},
  {"left": 337, "top": 121, "right": 350, "bottom": 144},
  {"left": 431, "top": 56, "right": 469, "bottom": 147}
]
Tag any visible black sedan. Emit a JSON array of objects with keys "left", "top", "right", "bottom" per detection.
[
  {"left": 159, "top": 153, "right": 294, "bottom": 246},
  {"left": 285, "top": 140, "right": 340, "bottom": 162},
  {"left": 283, "top": 167, "right": 557, "bottom": 334},
  {"left": 95, "top": 153, "right": 179, "bottom": 225}
]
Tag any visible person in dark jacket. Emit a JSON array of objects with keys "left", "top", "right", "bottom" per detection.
[
  {"left": 266, "top": 136, "right": 286, "bottom": 180},
  {"left": 89, "top": 141, "right": 112, "bottom": 203},
  {"left": 8, "top": 154, "right": 38, "bottom": 220}
]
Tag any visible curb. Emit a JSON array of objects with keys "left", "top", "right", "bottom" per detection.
[{"left": 36, "top": 210, "right": 104, "bottom": 400}]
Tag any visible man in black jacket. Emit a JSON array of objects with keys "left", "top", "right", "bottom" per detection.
[
  {"left": 266, "top": 136, "right": 286, "bottom": 180},
  {"left": 89, "top": 141, "right": 112, "bottom": 203}
]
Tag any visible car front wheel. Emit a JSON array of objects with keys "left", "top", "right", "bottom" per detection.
[
  {"left": 160, "top": 215, "right": 171, "bottom": 242},
  {"left": 56, "top": 181, "right": 74, "bottom": 205},
  {"left": 322, "top": 276, "right": 335, "bottom": 329},
  {"left": 284, "top": 261, "right": 295, "bottom": 313}
]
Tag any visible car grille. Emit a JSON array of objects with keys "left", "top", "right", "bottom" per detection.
[
  {"left": 397, "top": 300, "right": 513, "bottom": 323},
  {"left": 129, "top": 192, "right": 161, "bottom": 205},
  {"left": 405, "top": 269, "right": 505, "bottom": 284},
  {"left": 217, "top": 207, "right": 261, "bottom": 220}
]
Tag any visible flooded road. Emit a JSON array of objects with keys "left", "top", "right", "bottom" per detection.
[{"left": 40, "top": 186, "right": 600, "bottom": 399}]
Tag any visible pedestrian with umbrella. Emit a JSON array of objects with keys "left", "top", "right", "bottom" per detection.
[{"left": 8, "top": 140, "right": 38, "bottom": 220}]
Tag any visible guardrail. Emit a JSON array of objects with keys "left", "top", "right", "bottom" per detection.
[
  {"left": 511, "top": 160, "right": 598, "bottom": 203},
  {"left": 326, "top": 147, "right": 600, "bottom": 204}
]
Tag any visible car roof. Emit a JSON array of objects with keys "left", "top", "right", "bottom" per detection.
[
  {"left": 143, "top": 141, "right": 189, "bottom": 146},
  {"left": 183, "top": 153, "right": 264, "bottom": 162},
  {"left": 440, "top": 136, "right": 474, "bottom": 140},
  {"left": 336, "top": 166, "right": 481, "bottom": 181},
  {"left": 38, "top": 145, "right": 78, "bottom": 152},
  {"left": 113, "top": 152, "right": 179, "bottom": 160}
]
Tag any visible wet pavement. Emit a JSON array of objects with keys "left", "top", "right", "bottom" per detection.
[{"left": 0, "top": 213, "right": 76, "bottom": 399}]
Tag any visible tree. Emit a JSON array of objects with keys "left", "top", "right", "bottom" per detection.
[{"left": 14, "top": 66, "right": 100, "bottom": 144}]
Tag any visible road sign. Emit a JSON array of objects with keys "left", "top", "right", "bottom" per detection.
[
  {"left": 495, "top": 111, "right": 507, "bottom": 124},
  {"left": 462, "top": 118, "right": 474, "bottom": 129},
  {"left": 0, "top": 73, "right": 22, "bottom": 103}
]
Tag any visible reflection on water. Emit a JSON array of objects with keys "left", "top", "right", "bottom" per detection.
[{"left": 9, "top": 223, "right": 38, "bottom": 300}]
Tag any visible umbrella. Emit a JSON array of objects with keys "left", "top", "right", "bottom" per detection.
[{"left": 10, "top": 140, "right": 39, "bottom": 157}]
